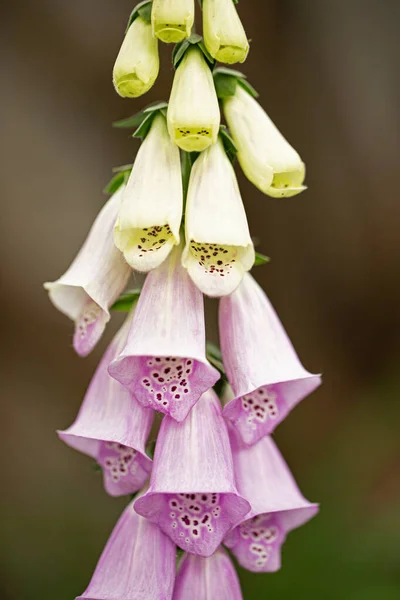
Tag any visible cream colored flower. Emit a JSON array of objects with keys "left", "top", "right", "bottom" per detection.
[
  {"left": 152, "top": 0, "right": 194, "bottom": 43},
  {"left": 203, "top": 0, "right": 249, "bottom": 64}
]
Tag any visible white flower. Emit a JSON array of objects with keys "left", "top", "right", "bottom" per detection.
[
  {"left": 114, "top": 114, "right": 183, "bottom": 272},
  {"left": 224, "top": 84, "right": 306, "bottom": 197},
  {"left": 113, "top": 16, "right": 159, "bottom": 98},
  {"left": 182, "top": 138, "right": 254, "bottom": 297},
  {"left": 203, "top": 0, "right": 249, "bottom": 64},
  {"left": 152, "top": 0, "right": 194, "bottom": 43},
  {"left": 167, "top": 46, "right": 220, "bottom": 152}
]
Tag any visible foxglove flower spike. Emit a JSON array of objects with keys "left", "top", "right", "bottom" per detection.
[
  {"left": 44, "top": 187, "right": 131, "bottom": 356},
  {"left": 173, "top": 547, "right": 243, "bottom": 600},
  {"left": 135, "top": 390, "right": 250, "bottom": 557},
  {"left": 225, "top": 432, "right": 318, "bottom": 572},
  {"left": 224, "top": 84, "right": 306, "bottom": 197},
  {"left": 182, "top": 137, "right": 255, "bottom": 297},
  {"left": 114, "top": 114, "right": 183, "bottom": 272},
  {"left": 220, "top": 273, "right": 321, "bottom": 445},
  {"left": 59, "top": 313, "right": 153, "bottom": 497},
  {"left": 77, "top": 500, "right": 176, "bottom": 600},
  {"left": 109, "top": 245, "right": 220, "bottom": 421}
]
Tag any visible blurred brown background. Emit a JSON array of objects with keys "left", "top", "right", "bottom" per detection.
[{"left": 1, "top": 1, "right": 399, "bottom": 599}]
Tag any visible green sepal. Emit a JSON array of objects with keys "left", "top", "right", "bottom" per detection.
[
  {"left": 113, "top": 101, "right": 168, "bottom": 130},
  {"left": 126, "top": 0, "right": 153, "bottom": 32},
  {"left": 103, "top": 165, "right": 132, "bottom": 195},
  {"left": 145, "top": 439, "right": 157, "bottom": 460},
  {"left": 110, "top": 288, "right": 142, "bottom": 312},
  {"left": 181, "top": 150, "right": 199, "bottom": 200},
  {"left": 213, "top": 67, "right": 259, "bottom": 100},
  {"left": 219, "top": 126, "right": 238, "bottom": 164},
  {"left": 254, "top": 252, "right": 271, "bottom": 266},
  {"left": 206, "top": 341, "right": 225, "bottom": 375},
  {"left": 172, "top": 34, "right": 214, "bottom": 69}
]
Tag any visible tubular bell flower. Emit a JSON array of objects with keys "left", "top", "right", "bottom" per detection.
[
  {"left": 182, "top": 138, "right": 255, "bottom": 297},
  {"left": 173, "top": 547, "right": 243, "bottom": 600},
  {"left": 109, "top": 245, "right": 220, "bottom": 422},
  {"left": 220, "top": 273, "right": 321, "bottom": 446},
  {"left": 224, "top": 84, "right": 306, "bottom": 197},
  {"left": 134, "top": 390, "right": 250, "bottom": 557},
  {"left": 113, "top": 16, "right": 159, "bottom": 98},
  {"left": 114, "top": 114, "right": 183, "bottom": 272},
  {"left": 59, "top": 313, "right": 153, "bottom": 497},
  {"left": 167, "top": 46, "right": 220, "bottom": 152},
  {"left": 225, "top": 433, "right": 318, "bottom": 572},
  {"left": 152, "top": 0, "right": 194, "bottom": 44},
  {"left": 44, "top": 187, "right": 131, "bottom": 357},
  {"left": 202, "top": 0, "right": 249, "bottom": 65},
  {"left": 77, "top": 500, "right": 176, "bottom": 600}
]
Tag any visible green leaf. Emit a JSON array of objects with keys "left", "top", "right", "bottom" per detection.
[
  {"left": 213, "top": 66, "right": 246, "bottom": 79},
  {"left": 113, "top": 101, "right": 168, "bottom": 129},
  {"left": 103, "top": 171, "right": 126, "bottom": 195},
  {"left": 126, "top": 0, "right": 153, "bottom": 32},
  {"left": 206, "top": 342, "right": 225, "bottom": 374},
  {"left": 219, "top": 126, "right": 238, "bottom": 164},
  {"left": 132, "top": 111, "right": 157, "bottom": 139},
  {"left": 110, "top": 288, "right": 142, "bottom": 312},
  {"left": 237, "top": 77, "right": 259, "bottom": 98},
  {"left": 254, "top": 252, "right": 271, "bottom": 266},
  {"left": 214, "top": 73, "right": 238, "bottom": 99}
]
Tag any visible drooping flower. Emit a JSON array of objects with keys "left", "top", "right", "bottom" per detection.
[
  {"left": 114, "top": 114, "right": 183, "bottom": 272},
  {"left": 77, "top": 500, "right": 176, "bottom": 600},
  {"left": 167, "top": 46, "right": 220, "bottom": 152},
  {"left": 173, "top": 547, "right": 243, "bottom": 600},
  {"left": 109, "top": 245, "right": 220, "bottom": 422},
  {"left": 220, "top": 273, "right": 321, "bottom": 446},
  {"left": 182, "top": 137, "right": 255, "bottom": 297},
  {"left": 44, "top": 187, "right": 131, "bottom": 357},
  {"left": 152, "top": 0, "right": 194, "bottom": 43},
  {"left": 202, "top": 0, "right": 249, "bottom": 65},
  {"left": 113, "top": 16, "right": 159, "bottom": 98},
  {"left": 59, "top": 312, "right": 154, "bottom": 497},
  {"left": 225, "top": 432, "right": 318, "bottom": 572},
  {"left": 224, "top": 83, "right": 306, "bottom": 197},
  {"left": 134, "top": 389, "right": 250, "bottom": 557}
]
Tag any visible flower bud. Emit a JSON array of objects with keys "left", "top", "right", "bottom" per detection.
[
  {"left": 152, "top": 0, "right": 194, "bottom": 43},
  {"left": 224, "top": 84, "right": 306, "bottom": 197},
  {"left": 113, "top": 16, "right": 159, "bottom": 98},
  {"left": 202, "top": 0, "right": 249, "bottom": 64},
  {"left": 167, "top": 46, "right": 220, "bottom": 152}
]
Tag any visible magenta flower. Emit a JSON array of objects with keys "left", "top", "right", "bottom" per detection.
[
  {"left": 224, "top": 432, "right": 318, "bottom": 572},
  {"left": 134, "top": 389, "right": 250, "bottom": 557},
  {"left": 59, "top": 314, "right": 153, "bottom": 496},
  {"left": 44, "top": 187, "right": 131, "bottom": 356},
  {"left": 173, "top": 547, "right": 243, "bottom": 600},
  {"left": 220, "top": 273, "right": 321, "bottom": 445},
  {"left": 77, "top": 500, "right": 176, "bottom": 600},
  {"left": 109, "top": 245, "right": 220, "bottom": 422}
]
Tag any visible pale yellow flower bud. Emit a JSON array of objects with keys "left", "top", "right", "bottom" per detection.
[
  {"left": 113, "top": 16, "right": 159, "bottom": 98},
  {"left": 167, "top": 46, "right": 220, "bottom": 152},
  {"left": 202, "top": 0, "right": 249, "bottom": 64},
  {"left": 152, "top": 0, "right": 194, "bottom": 43},
  {"left": 224, "top": 85, "right": 306, "bottom": 198}
]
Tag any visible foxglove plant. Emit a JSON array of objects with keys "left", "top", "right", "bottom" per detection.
[
  {"left": 173, "top": 547, "right": 243, "bottom": 600},
  {"left": 59, "top": 312, "right": 154, "bottom": 497},
  {"left": 49, "top": 1, "right": 322, "bottom": 598},
  {"left": 135, "top": 390, "right": 250, "bottom": 557},
  {"left": 109, "top": 244, "right": 220, "bottom": 421},
  {"left": 44, "top": 186, "right": 131, "bottom": 356},
  {"left": 225, "top": 431, "right": 318, "bottom": 572}
]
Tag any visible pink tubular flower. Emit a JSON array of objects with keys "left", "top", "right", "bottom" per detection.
[
  {"left": 224, "top": 432, "right": 318, "bottom": 572},
  {"left": 108, "top": 245, "right": 220, "bottom": 422},
  {"left": 173, "top": 547, "right": 243, "bottom": 600},
  {"left": 59, "top": 314, "right": 154, "bottom": 497},
  {"left": 77, "top": 500, "right": 176, "bottom": 600},
  {"left": 220, "top": 273, "right": 321, "bottom": 445},
  {"left": 44, "top": 186, "right": 131, "bottom": 356},
  {"left": 134, "top": 389, "right": 250, "bottom": 557}
]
